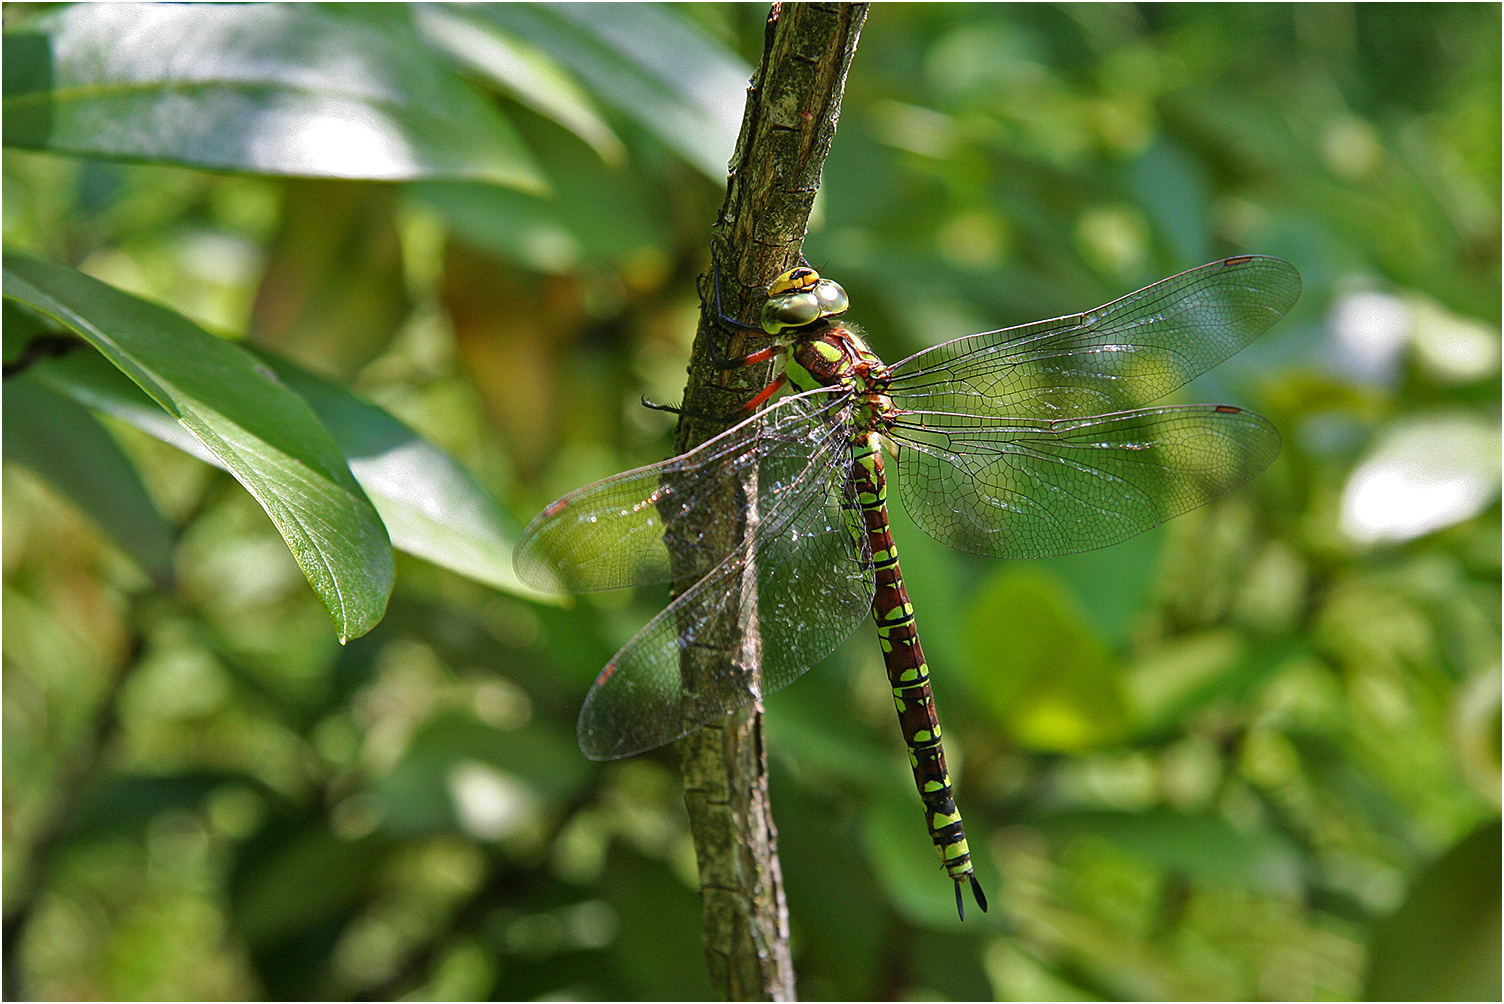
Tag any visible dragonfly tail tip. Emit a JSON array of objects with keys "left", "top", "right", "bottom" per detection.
[{"left": 970, "top": 872, "right": 988, "bottom": 914}]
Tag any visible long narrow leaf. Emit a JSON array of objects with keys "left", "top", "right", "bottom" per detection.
[
  {"left": 30, "top": 340, "right": 549, "bottom": 601},
  {"left": 249, "top": 351, "right": 549, "bottom": 600},
  {"left": 3, "top": 4, "right": 544, "bottom": 189},
  {"left": 3, "top": 254, "right": 393, "bottom": 641},
  {"left": 414, "top": 4, "right": 624, "bottom": 166},
  {"left": 477, "top": 3, "right": 747, "bottom": 181}
]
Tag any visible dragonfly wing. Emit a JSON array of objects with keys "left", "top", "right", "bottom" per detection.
[
  {"left": 578, "top": 428, "right": 875, "bottom": 760},
  {"left": 891, "top": 405, "right": 1280, "bottom": 558},
  {"left": 887, "top": 256, "right": 1300, "bottom": 420},
  {"left": 515, "top": 388, "right": 851, "bottom": 593}
]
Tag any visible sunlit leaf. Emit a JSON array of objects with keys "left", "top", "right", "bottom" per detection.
[
  {"left": 3, "top": 4, "right": 544, "bottom": 188},
  {"left": 475, "top": 3, "right": 748, "bottom": 180},
  {"left": 1339, "top": 412, "right": 1502, "bottom": 544},
  {"left": 30, "top": 340, "right": 548, "bottom": 601},
  {"left": 4, "top": 253, "right": 393, "bottom": 641},
  {"left": 414, "top": 3, "right": 624, "bottom": 166},
  {"left": 962, "top": 566, "right": 1127, "bottom": 752}
]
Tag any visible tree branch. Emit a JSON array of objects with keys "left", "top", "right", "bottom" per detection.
[{"left": 671, "top": 4, "right": 868, "bottom": 1000}]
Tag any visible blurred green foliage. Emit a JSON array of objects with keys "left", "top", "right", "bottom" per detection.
[{"left": 3, "top": 3, "right": 1498, "bottom": 1000}]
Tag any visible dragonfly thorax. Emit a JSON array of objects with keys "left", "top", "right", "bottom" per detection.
[
  {"left": 761, "top": 267, "right": 895, "bottom": 422},
  {"left": 786, "top": 323, "right": 878, "bottom": 389}
]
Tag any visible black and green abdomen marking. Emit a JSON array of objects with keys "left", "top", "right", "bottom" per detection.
[{"left": 852, "top": 432, "right": 987, "bottom": 919}]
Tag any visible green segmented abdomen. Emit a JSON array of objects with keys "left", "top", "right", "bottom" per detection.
[{"left": 851, "top": 432, "right": 987, "bottom": 919}]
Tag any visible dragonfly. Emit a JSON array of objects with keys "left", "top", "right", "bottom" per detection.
[{"left": 515, "top": 253, "right": 1301, "bottom": 919}]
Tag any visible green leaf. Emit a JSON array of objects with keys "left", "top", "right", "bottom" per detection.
[
  {"left": 1124, "top": 632, "right": 1298, "bottom": 737},
  {"left": 414, "top": 4, "right": 624, "bottom": 166},
  {"left": 247, "top": 351, "right": 547, "bottom": 600},
  {"left": 962, "top": 566, "right": 1128, "bottom": 752},
  {"left": 247, "top": 179, "right": 411, "bottom": 377},
  {"left": 3, "top": 4, "right": 544, "bottom": 189},
  {"left": 375, "top": 713, "right": 590, "bottom": 835},
  {"left": 410, "top": 113, "right": 670, "bottom": 272},
  {"left": 598, "top": 843, "right": 717, "bottom": 1001},
  {"left": 1038, "top": 808, "right": 1305, "bottom": 898},
  {"left": 1365, "top": 817, "right": 1502, "bottom": 1002},
  {"left": 231, "top": 824, "right": 389, "bottom": 947},
  {"left": 28, "top": 342, "right": 217, "bottom": 463},
  {"left": 3, "top": 253, "right": 392, "bottom": 641},
  {"left": 31, "top": 342, "right": 547, "bottom": 600},
  {"left": 3, "top": 373, "right": 175, "bottom": 584},
  {"left": 476, "top": 3, "right": 747, "bottom": 181}
]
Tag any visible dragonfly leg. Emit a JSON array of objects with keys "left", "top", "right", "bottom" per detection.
[
  {"left": 711, "top": 338, "right": 785, "bottom": 371},
  {"left": 733, "top": 373, "right": 787, "bottom": 415},
  {"left": 708, "top": 260, "right": 767, "bottom": 334},
  {"left": 639, "top": 395, "right": 731, "bottom": 423},
  {"left": 639, "top": 372, "right": 787, "bottom": 423},
  {"left": 706, "top": 263, "right": 788, "bottom": 368}
]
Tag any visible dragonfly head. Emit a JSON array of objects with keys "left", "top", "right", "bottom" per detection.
[{"left": 760, "top": 266, "right": 849, "bottom": 335}]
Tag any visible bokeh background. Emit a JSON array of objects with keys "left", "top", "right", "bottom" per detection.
[{"left": 4, "top": 4, "right": 1498, "bottom": 1000}]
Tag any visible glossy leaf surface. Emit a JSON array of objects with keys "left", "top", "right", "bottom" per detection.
[
  {"left": 3, "top": 4, "right": 544, "bottom": 187},
  {"left": 4, "top": 253, "right": 392, "bottom": 640}
]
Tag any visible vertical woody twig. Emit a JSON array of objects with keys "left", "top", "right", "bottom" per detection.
[{"left": 670, "top": 4, "right": 868, "bottom": 1000}]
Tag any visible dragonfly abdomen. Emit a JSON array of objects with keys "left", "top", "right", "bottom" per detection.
[{"left": 852, "top": 433, "right": 987, "bottom": 920}]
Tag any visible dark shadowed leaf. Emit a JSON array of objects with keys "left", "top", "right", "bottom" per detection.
[
  {"left": 230, "top": 823, "right": 390, "bottom": 947},
  {"left": 3, "top": 373, "right": 175, "bottom": 584},
  {"left": 1365, "top": 817, "right": 1502, "bottom": 1002}
]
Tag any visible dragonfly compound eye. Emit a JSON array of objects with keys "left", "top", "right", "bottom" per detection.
[
  {"left": 813, "top": 279, "right": 849, "bottom": 317},
  {"left": 761, "top": 290, "right": 822, "bottom": 333}
]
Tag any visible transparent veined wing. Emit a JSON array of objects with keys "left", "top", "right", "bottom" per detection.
[
  {"left": 890, "top": 404, "right": 1280, "bottom": 558},
  {"left": 576, "top": 401, "right": 875, "bottom": 760},
  {"left": 886, "top": 256, "right": 1300, "bottom": 421},
  {"left": 515, "top": 387, "right": 855, "bottom": 594}
]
